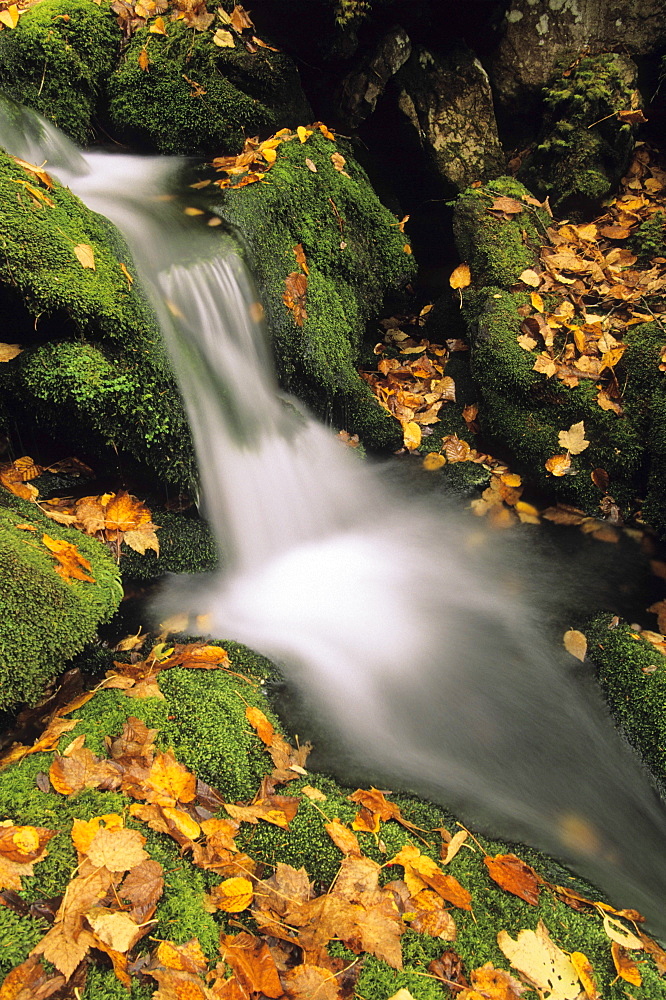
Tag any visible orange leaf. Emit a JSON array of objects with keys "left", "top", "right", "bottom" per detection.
[
  {"left": 221, "top": 932, "right": 283, "bottom": 998},
  {"left": 449, "top": 263, "right": 471, "bottom": 289},
  {"left": 42, "top": 533, "right": 95, "bottom": 582},
  {"left": 138, "top": 45, "right": 149, "bottom": 70},
  {"left": 571, "top": 951, "right": 601, "bottom": 1000},
  {"left": 483, "top": 853, "right": 540, "bottom": 905},
  {"left": 611, "top": 941, "right": 642, "bottom": 986},
  {"left": 293, "top": 243, "right": 309, "bottom": 275},
  {"left": 245, "top": 705, "right": 275, "bottom": 745},
  {"left": 325, "top": 818, "right": 362, "bottom": 856},
  {"left": 283, "top": 271, "right": 308, "bottom": 326},
  {"left": 545, "top": 454, "right": 572, "bottom": 477}
]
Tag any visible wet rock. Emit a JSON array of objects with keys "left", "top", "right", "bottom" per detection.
[{"left": 335, "top": 25, "right": 412, "bottom": 128}]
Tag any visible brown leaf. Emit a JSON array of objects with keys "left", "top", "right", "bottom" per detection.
[
  {"left": 118, "top": 858, "right": 164, "bottom": 923},
  {"left": 463, "top": 962, "right": 527, "bottom": 998},
  {"left": 41, "top": 534, "right": 95, "bottom": 583},
  {"left": 545, "top": 454, "right": 572, "bottom": 477},
  {"left": 224, "top": 794, "right": 299, "bottom": 829},
  {"left": 489, "top": 196, "right": 524, "bottom": 215},
  {"left": 86, "top": 826, "right": 148, "bottom": 872},
  {"left": 144, "top": 750, "right": 197, "bottom": 805},
  {"left": 325, "top": 818, "right": 362, "bottom": 857},
  {"left": 283, "top": 271, "right": 308, "bottom": 326},
  {"left": 330, "top": 152, "right": 350, "bottom": 177},
  {"left": 389, "top": 844, "right": 472, "bottom": 910},
  {"left": 49, "top": 746, "right": 121, "bottom": 795},
  {"left": 563, "top": 629, "right": 587, "bottom": 662},
  {"left": 409, "top": 889, "right": 457, "bottom": 939},
  {"left": 220, "top": 932, "right": 283, "bottom": 998},
  {"left": 282, "top": 964, "right": 341, "bottom": 1000},
  {"left": 0, "top": 343, "right": 22, "bottom": 362},
  {"left": 483, "top": 854, "right": 540, "bottom": 905},
  {"left": 0, "top": 955, "right": 67, "bottom": 1000},
  {"left": 293, "top": 243, "right": 309, "bottom": 275}
]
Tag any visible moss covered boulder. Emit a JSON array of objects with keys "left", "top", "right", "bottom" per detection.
[
  {"left": 0, "top": 492, "right": 121, "bottom": 711},
  {"left": 214, "top": 129, "right": 416, "bottom": 448},
  {"left": 0, "top": 0, "right": 120, "bottom": 146},
  {"left": 1, "top": 640, "right": 665, "bottom": 998},
  {"left": 518, "top": 54, "right": 640, "bottom": 216},
  {"left": 0, "top": 149, "right": 195, "bottom": 489},
  {"left": 453, "top": 176, "right": 646, "bottom": 518},
  {"left": 108, "top": 15, "right": 311, "bottom": 156}
]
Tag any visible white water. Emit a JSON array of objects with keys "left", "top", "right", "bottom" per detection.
[{"left": 3, "top": 101, "right": 666, "bottom": 935}]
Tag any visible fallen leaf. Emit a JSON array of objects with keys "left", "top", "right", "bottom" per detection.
[
  {"left": 42, "top": 534, "right": 95, "bottom": 583},
  {"left": 73, "top": 244, "right": 95, "bottom": 269},
  {"left": 558, "top": 421, "right": 589, "bottom": 455},
  {"left": 330, "top": 152, "right": 350, "bottom": 176},
  {"left": 611, "top": 941, "right": 642, "bottom": 986},
  {"left": 545, "top": 454, "right": 572, "bottom": 477},
  {"left": 519, "top": 268, "right": 541, "bottom": 287},
  {"left": 0, "top": 5, "right": 20, "bottom": 28},
  {"left": 283, "top": 271, "right": 308, "bottom": 326},
  {"left": 423, "top": 452, "right": 446, "bottom": 471},
  {"left": 205, "top": 876, "right": 253, "bottom": 912},
  {"left": 213, "top": 26, "right": 234, "bottom": 45},
  {"left": 450, "top": 263, "right": 471, "bottom": 289},
  {"left": 497, "top": 920, "right": 580, "bottom": 999},
  {"left": 483, "top": 854, "right": 540, "bottom": 905},
  {"left": 570, "top": 951, "right": 601, "bottom": 1000},
  {"left": 403, "top": 421, "right": 421, "bottom": 450},
  {"left": 563, "top": 629, "right": 587, "bottom": 661},
  {"left": 0, "top": 343, "right": 22, "bottom": 362},
  {"left": 138, "top": 45, "right": 149, "bottom": 70}
]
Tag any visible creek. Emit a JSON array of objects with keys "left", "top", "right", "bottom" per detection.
[{"left": 3, "top": 99, "right": 666, "bottom": 938}]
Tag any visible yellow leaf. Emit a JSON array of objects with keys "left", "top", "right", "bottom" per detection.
[
  {"left": 119, "top": 262, "right": 133, "bottom": 287},
  {"left": 206, "top": 876, "right": 254, "bottom": 912},
  {"left": 498, "top": 920, "right": 580, "bottom": 1000},
  {"left": 610, "top": 941, "right": 642, "bottom": 986},
  {"left": 42, "top": 534, "right": 95, "bottom": 583},
  {"left": 423, "top": 452, "right": 446, "bottom": 471},
  {"left": 403, "top": 421, "right": 421, "bottom": 451},
  {"left": 149, "top": 15, "right": 167, "bottom": 33},
  {"left": 0, "top": 5, "right": 20, "bottom": 28},
  {"left": 261, "top": 146, "right": 277, "bottom": 164},
  {"left": 183, "top": 206, "right": 204, "bottom": 216},
  {"left": 296, "top": 125, "right": 312, "bottom": 143},
  {"left": 0, "top": 343, "right": 22, "bottom": 362},
  {"left": 531, "top": 291, "right": 544, "bottom": 312},
  {"left": 213, "top": 26, "right": 235, "bottom": 44},
  {"left": 449, "top": 263, "right": 471, "bottom": 289},
  {"left": 73, "top": 244, "right": 95, "bottom": 269},
  {"left": 571, "top": 951, "right": 601, "bottom": 1000},
  {"left": 558, "top": 420, "right": 589, "bottom": 455},
  {"left": 602, "top": 913, "right": 644, "bottom": 950},
  {"left": 563, "top": 629, "right": 587, "bottom": 662},
  {"left": 138, "top": 45, "right": 149, "bottom": 70},
  {"left": 519, "top": 268, "right": 541, "bottom": 287},
  {"left": 545, "top": 454, "right": 572, "bottom": 477}
]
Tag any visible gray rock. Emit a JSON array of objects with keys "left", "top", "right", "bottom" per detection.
[
  {"left": 395, "top": 44, "right": 504, "bottom": 191},
  {"left": 336, "top": 25, "right": 412, "bottom": 127},
  {"left": 490, "top": 0, "right": 666, "bottom": 113}
]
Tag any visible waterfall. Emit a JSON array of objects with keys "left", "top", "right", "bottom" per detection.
[{"left": 2, "top": 101, "right": 666, "bottom": 937}]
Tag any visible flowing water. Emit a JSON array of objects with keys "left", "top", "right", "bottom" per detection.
[{"left": 3, "top": 100, "right": 666, "bottom": 936}]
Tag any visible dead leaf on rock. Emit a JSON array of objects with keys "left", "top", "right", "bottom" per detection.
[
  {"left": 483, "top": 854, "right": 540, "bottom": 905},
  {"left": 563, "top": 629, "right": 587, "bottom": 661},
  {"left": 497, "top": 920, "right": 580, "bottom": 1000}
]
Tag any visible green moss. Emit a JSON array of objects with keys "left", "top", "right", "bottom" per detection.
[
  {"left": 0, "top": 494, "right": 121, "bottom": 710},
  {"left": 119, "top": 507, "right": 218, "bottom": 581},
  {"left": 0, "top": 0, "right": 120, "bottom": 145},
  {"left": 83, "top": 967, "right": 152, "bottom": 1000},
  {"left": 624, "top": 323, "right": 666, "bottom": 537},
  {"left": 215, "top": 131, "right": 415, "bottom": 449},
  {"left": 108, "top": 19, "right": 311, "bottom": 156},
  {"left": 453, "top": 177, "right": 551, "bottom": 287},
  {"left": 0, "top": 908, "right": 49, "bottom": 975},
  {"left": 631, "top": 211, "right": 666, "bottom": 266},
  {"left": 519, "top": 55, "right": 637, "bottom": 214},
  {"left": 0, "top": 148, "right": 196, "bottom": 487},
  {"left": 584, "top": 614, "right": 666, "bottom": 782}
]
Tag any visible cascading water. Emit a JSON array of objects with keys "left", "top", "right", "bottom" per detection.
[{"left": 3, "top": 100, "right": 666, "bottom": 936}]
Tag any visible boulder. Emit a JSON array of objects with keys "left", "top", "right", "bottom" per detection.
[
  {"left": 108, "top": 17, "right": 312, "bottom": 156},
  {"left": 0, "top": 0, "right": 120, "bottom": 146},
  {"left": 0, "top": 492, "right": 121, "bottom": 710},
  {"left": 0, "top": 148, "right": 196, "bottom": 490},
  {"left": 489, "top": 0, "right": 666, "bottom": 119},
  {"left": 394, "top": 44, "right": 504, "bottom": 192},
  {"left": 213, "top": 128, "right": 416, "bottom": 449},
  {"left": 335, "top": 25, "right": 412, "bottom": 128}
]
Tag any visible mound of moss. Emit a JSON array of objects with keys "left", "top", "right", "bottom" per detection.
[
  {"left": 0, "top": 148, "right": 196, "bottom": 489},
  {"left": 518, "top": 54, "right": 638, "bottom": 216},
  {"left": 119, "top": 506, "right": 218, "bottom": 581},
  {"left": 453, "top": 177, "right": 645, "bottom": 518},
  {"left": 0, "top": 492, "right": 121, "bottom": 711},
  {"left": 214, "top": 130, "right": 416, "bottom": 448},
  {"left": 1, "top": 644, "right": 664, "bottom": 998},
  {"left": 0, "top": 0, "right": 120, "bottom": 146},
  {"left": 108, "top": 17, "right": 311, "bottom": 156}
]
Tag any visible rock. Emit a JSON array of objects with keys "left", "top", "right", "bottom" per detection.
[
  {"left": 453, "top": 176, "right": 643, "bottom": 516},
  {"left": 108, "top": 19, "right": 312, "bottom": 156},
  {"left": 0, "top": 148, "right": 196, "bottom": 490},
  {"left": 335, "top": 25, "right": 412, "bottom": 128},
  {"left": 489, "top": 0, "right": 666, "bottom": 118},
  {"left": 213, "top": 129, "right": 416, "bottom": 450},
  {"left": 518, "top": 53, "right": 640, "bottom": 215},
  {"left": 0, "top": 492, "right": 121, "bottom": 711},
  {"left": 394, "top": 44, "right": 504, "bottom": 192},
  {"left": 0, "top": 0, "right": 120, "bottom": 146}
]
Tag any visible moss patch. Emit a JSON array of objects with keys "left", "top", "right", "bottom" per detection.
[
  {"left": 215, "top": 131, "right": 416, "bottom": 448},
  {"left": 0, "top": 492, "right": 121, "bottom": 711},
  {"left": 108, "top": 18, "right": 311, "bottom": 156},
  {"left": 0, "top": 0, "right": 120, "bottom": 145}
]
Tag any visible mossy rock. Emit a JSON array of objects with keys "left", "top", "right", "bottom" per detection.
[
  {"left": 214, "top": 131, "right": 416, "bottom": 448},
  {"left": 108, "top": 17, "right": 311, "bottom": 156},
  {"left": 518, "top": 54, "right": 638, "bottom": 216},
  {"left": 0, "top": 148, "right": 196, "bottom": 488},
  {"left": 585, "top": 614, "right": 666, "bottom": 786},
  {"left": 0, "top": 492, "right": 121, "bottom": 711},
  {"left": 119, "top": 506, "right": 218, "bottom": 581},
  {"left": 1, "top": 650, "right": 665, "bottom": 997},
  {"left": 0, "top": 0, "right": 120, "bottom": 146},
  {"left": 623, "top": 322, "right": 666, "bottom": 536}
]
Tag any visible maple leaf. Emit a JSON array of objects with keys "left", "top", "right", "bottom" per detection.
[
  {"left": 224, "top": 794, "right": 299, "bottom": 829},
  {"left": 389, "top": 844, "right": 472, "bottom": 910},
  {"left": 497, "top": 920, "right": 580, "bottom": 1000},
  {"left": 49, "top": 743, "right": 121, "bottom": 795},
  {"left": 484, "top": 854, "right": 540, "bottom": 905},
  {"left": 41, "top": 534, "right": 95, "bottom": 583},
  {"left": 349, "top": 788, "right": 419, "bottom": 833},
  {"left": 460, "top": 962, "right": 527, "bottom": 999},
  {"left": 142, "top": 750, "right": 197, "bottom": 805},
  {"left": 407, "top": 888, "right": 457, "bottom": 939}
]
